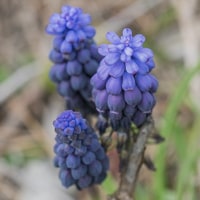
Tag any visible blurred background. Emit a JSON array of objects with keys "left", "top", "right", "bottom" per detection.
[{"left": 0, "top": 0, "right": 200, "bottom": 199}]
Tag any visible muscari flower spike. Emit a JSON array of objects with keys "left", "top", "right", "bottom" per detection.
[
  {"left": 46, "top": 5, "right": 101, "bottom": 112},
  {"left": 91, "top": 28, "right": 158, "bottom": 131},
  {"left": 53, "top": 110, "right": 109, "bottom": 189}
]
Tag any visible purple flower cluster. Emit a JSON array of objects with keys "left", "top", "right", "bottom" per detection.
[
  {"left": 91, "top": 28, "right": 158, "bottom": 131},
  {"left": 53, "top": 110, "right": 109, "bottom": 189},
  {"left": 46, "top": 5, "right": 101, "bottom": 111}
]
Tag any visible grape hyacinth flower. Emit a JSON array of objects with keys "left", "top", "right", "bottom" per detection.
[
  {"left": 53, "top": 110, "right": 109, "bottom": 189},
  {"left": 46, "top": 5, "right": 101, "bottom": 111},
  {"left": 91, "top": 28, "right": 158, "bottom": 131}
]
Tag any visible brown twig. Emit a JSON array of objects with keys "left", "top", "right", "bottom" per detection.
[{"left": 108, "top": 116, "right": 156, "bottom": 200}]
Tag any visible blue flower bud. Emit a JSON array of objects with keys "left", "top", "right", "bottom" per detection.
[
  {"left": 66, "top": 154, "right": 80, "bottom": 168},
  {"left": 89, "top": 138, "right": 101, "bottom": 152},
  {"left": 84, "top": 59, "right": 99, "bottom": 76},
  {"left": 108, "top": 94, "right": 125, "bottom": 112},
  {"left": 66, "top": 60, "right": 82, "bottom": 76},
  {"left": 59, "top": 169, "right": 75, "bottom": 188},
  {"left": 71, "top": 164, "right": 87, "bottom": 180},
  {"left": 95, "top": 90, "right": 108, "bottom": 112},
  {"left": 77, "top": 175, "right": 92, "bottom": 189},
  {"left": 138, "top": 92, "right": 156, "bottom": 113},
  {"left": 95, "top": 147, "right": 106, "bottom": 160},
  {"left": 49, "top": 49, "right": 64, "bottom": 63},
  {"left": 57, "top": 81, "right": 75, "bottom": 97},
  {"left": 61, "top": 42, "right": 72, "bottom": 54},
  {"left": 132, "top": 110, "right": 146, "bottom": 127},
  {"left": 89, "top": 160, "right": 102, "bottom": 176},
  {"left": 82, "top": 151, "right": 96, "bottom": 165},
  {"left": 70, "top": 74, "right": 88, "bottom": 91},
  {"left": 90, "top": 74, "right": 107, "bottom": 90},
  {"left": 106, "top": 77, "right": 122, "bottom": 95},
  {"left": 53, "top": 36, "right": 64, "bottom": 50},
  {"left": 135, "top": 74, "right": 152, "bottom": 92},
  {"left": 124, "top": 105, "right": 136, "bottom": 117},
  {"left": 124, "top": 87, "right": 142, "bottom": 106},
  {"left": 77, "top": 49, "right": 91, "bottom": 63},
  {"left": 122, "top": 72, "right": 135, "bottom": 91}
]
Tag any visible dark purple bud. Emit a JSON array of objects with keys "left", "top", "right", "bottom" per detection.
[
  {"left": 66, "top": 60, "right": 82, "bottom": 76},
  {"left": 49, "top": 65, "right": 59, "bottom": 83},
  {"left": 149, "top": 74, "right": 158, "bottom": 93},
  {"left": 77, "top": 175, "right": 92, "bottom": 189},
  {"left": 138, "top": 92, "right": 155, "bottom": 113},
  {"left": 79, "top": 14, "right": 91, "bottom": 25},
  {"left": 89, "top": 160, "right": 102, "bottom": 176},
  {"left": 59, "top": 169, "right": 75, "bottom": 188},
  {"left": 49, "top": 49, "right": 64, "bottom": 63},
  {"left": 95, "top": 147, "right": 106, "bottom": 160},
  {"left": 108, "top": 94, "right": 125, "bottom": 112},
  {"left": 95, "top": 89, "right": 108, "bottom": 112},
  {"left": 66, "top": 154, "right": 80, "bottom": 168},
  {"left": 54, "top": 156, "right": 66, "bottom": 168},
  {"left": 124, "top": 105, "right": 136, "bottom": 117},
  {"left": 56, "top": 143, "right": 73, "bottom": 157},
  {"left": 135, "top": 59, "right": 149, "bottom": 74},
  {"left": 53, "top": 36, "right": 64, "bottom": 50},
  {"left": 70, "top": 74, "right": 88, "bottom": 91},
  {"left": 77, "top": 30, "right": 86, "bottom": 41},
  {"left": 89, "top": 138, "right": 101, "bottom": 152},
  {"left": 65, "top": 30, "right": 77, "bottom": 43},
  {"left": 94, "top": 172, "right": 107, "bottom": 184},
  {"left": 146, "top": 58, "right": 155, "bottom": 71},
  {"left": 135, "top": 74, "right": 152, "bottom": 92},
  {"left": 57, "top": 81, "right": 75, "bottom": 97},
  {"left": 90, "top": 74, "right": 107, "bottom": 90},
  {"left": 84, "top": 59, "right": 98, "bottom": 76},
  {"left": 124, "top": 87, "right": 142, "bottom": 106},
  {"left": 60, "top": 41, "right": 72, "bottom": 53},
  {"left": 56, "top": 64, "right": 69, "bottom": 81},
  {"left": 82, "top": 151, "right": 96, "bottom": 165},
  {"left": 84, "top": 26, "right": 96, "bottom": 38},
  {"left": 106, "top": 77, "right": 122, "bottom": 95},
  {"left": 77, "top": 49, "right": 91, "bottom": 63},
  {"left": 132, "top": 110, "right": 146, "bottom": 127},
  {"left": 122, "top": 72, "right": 136, "bottom": 91},
  {"left": 71, "top": 164, "right": 87, "bottom": 180},
  {"left": 75, "top": 145, "right": 87, "bottom": 156},
  {"left": 120, "top": 117, "right": 131, "bottom": 130}
]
